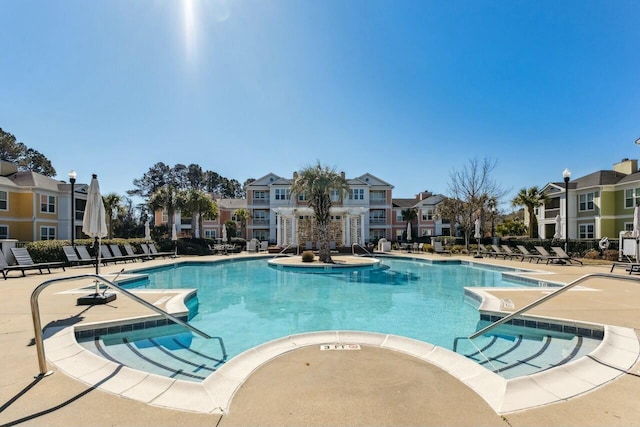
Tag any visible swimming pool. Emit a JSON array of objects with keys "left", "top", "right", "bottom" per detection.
[{"left": 76, "top": 256, "right": 604, "bottom": 382}]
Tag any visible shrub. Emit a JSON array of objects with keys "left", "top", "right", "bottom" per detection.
[
  {"left": 583, "top": 249, "right": 600, "bottom": 260},
  {"left": 301, "top": 251, "right": 315, "bottom": 262},
  {"left": 603, "top": 249, "right": 619, "bottom": 261}
]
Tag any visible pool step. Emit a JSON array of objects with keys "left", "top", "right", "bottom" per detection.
[
  {"left": 79, "top": 325, "right": 226, "bottom": 382},
  {"left": 457, "top": 331, "right": 600, "bottom": 379}
]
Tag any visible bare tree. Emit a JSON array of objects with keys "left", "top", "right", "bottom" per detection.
[{"left": 447, "top": 157, "right": 507, "bottom": 249}]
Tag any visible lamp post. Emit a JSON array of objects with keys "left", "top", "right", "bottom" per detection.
[
  {"left": 563, "top": 168, "right": 571, "bottom": 253},
  {"left": 68, "top": 170, "right": 77, "bottom": 246}
]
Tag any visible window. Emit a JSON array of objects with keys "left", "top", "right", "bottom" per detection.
[
  {"left": 370, "top": 190, "right": 385, "bottom": 202},
  {"left": 579, "top": 193, "right": 595, "bottom": 211},
  {"left": 253, "top": 190, "right": 267, "bottom": 200},
  {"left": 274, "top": 189, "right": 290, "bottom": 200},
  {"left": 0, "top": 225, "right": 7, "bottom": 239},
  {"left": 369, "top": 210, "right": 386, "bottom": 223},
  {"left": 40, "top": 226, "right": 56, "bottom": 240},
  {"left": 350, "top": 188, "right": 364, "bottom": 200},
  {"left": 254, "top": 210, "right": 269, "bottom": 221},
  {"left": 578, "top": 224, "right": 594, "bottom": 239},
  {"left": 421, "top": 208, "right": 434, "bottom": 221},
  {"left": 0, "top": 191, "right": 7, "bottom": 210},
  {"left": 204, "top": 229, "right": 217, "bottom": 239},
  {"left": 331, "top": 189, "right": 340, "bottom": 202},
  {"left": 370, "top": 229, "right": 385, "bottom": 240},
  {"left": 162, "top": 210, "right": 168, "bottom": 223},
  {"left": 298, "top": 193, "right": 307, "bottom": 201},
  {"left": 625, "top": 188, "right": 640, "bottom": 208},
  {"left": 396, "top": 210, "right": 403, "bottom": 221},
  {"left": 40, "top": 195, "right": 55, "bottom": 213},
  {"left": 625, "top": 223, "right": 634, "bottom": 232}
]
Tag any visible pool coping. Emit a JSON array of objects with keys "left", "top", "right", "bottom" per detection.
[{"left": 43, "top": 322, "right": 639, "bottom": 415}]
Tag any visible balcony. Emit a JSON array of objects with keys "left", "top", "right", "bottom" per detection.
[
  {"left": 369, "top": 218, "right": 387, "bottom": 225},
  {"left": 251, "top": 199, "right": 269, "bottom": 206},
  {"left": 369, "top": 199, "right": 387, "bottom": 205},
  {"left": 544, "top": 208, "right": 560, "bottom": 219},
  {"left": 252, "top": 219, "right": 270, "bottom": 226}
]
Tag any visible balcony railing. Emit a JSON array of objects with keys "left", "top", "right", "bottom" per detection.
[
  {"left": 369, "top": 218, "right": 387, "bottom": 224},
  {"left": 369, "top": 199, "right": 387, "bottom": 205},
  {"left": 252, "top": 199, "right": 269, "bottom": 205},
  {"left": 252, "top": 219, "right": 270, "bottom": 226},
  {"left": 544, "top": 208, "right": 560, "bottom": 219}
]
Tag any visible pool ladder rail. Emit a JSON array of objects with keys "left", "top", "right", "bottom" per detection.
[
  {"left": 455, "top": 272, "right": 640, "bottom": 374},
  {"left": 30, "top": 273, "right": 227, "bottom": 378}
]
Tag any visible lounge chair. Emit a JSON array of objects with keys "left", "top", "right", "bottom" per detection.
[
  {"left": 148, "top": 243, "right": 173, "bottom": 258},
  {"left": 109, "top": 244, "right": 139, "bottom": 263},
  {"left": 259, "top": 241, "right": 269, "bottom": 252},
  {"left": 550, "top": 246, "right": 583, "bottom": 265},
  {"left": 533, "top": 246, "right": 569, "bottom": 265},
  {"left": 610, "top": 261, "right": 640, "bottom": 274},
  {"left": 477, "top": 244, "right": 495, "bottom": 257},
  {"left": 9, "top": 247, "right": 66, "bottom": 275},
  {"left": 76, "top": 246, "right": 96, "bottom": 265},
  {"left": 433, "top": 241, "right": 451, "bottom": 255},
  {"left": 490, "top": 245, "right": 513, "bottom": 259},
  {"left": 124, "top": 244, "right": 147, "bottom": 261},
  {"left": 63, "top": 246, "right": 94, "bottom": 266},
  {"left": 246, "top": 239, "right": 258, "bottom": 253},
  {"left": 499, "top": 245, "right": 521, "bottom": 260},
  {"left": 515, "top": 245, "right": 543, "bottom": 262},
  {"left": 0, "top": 250, "right": 47, "bottom": 279}
]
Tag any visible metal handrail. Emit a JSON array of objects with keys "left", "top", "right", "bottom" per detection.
[
  {"left": 352, "top": 243, "right": 373, "bottom": 257},
  {"left": 274, "top": 242, "right": 298, "bottom": 257},
  {"left": 31, "top": 273, "right": 220, "bottom": 377},
  {"left": 468, "top": 272, "right": 640, "bottom": 340}
]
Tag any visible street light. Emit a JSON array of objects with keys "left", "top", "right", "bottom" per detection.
[
  {"left": 563, "top": 168, "right": 571, "bottom": 253},
  {"left": 68, "top": 170, "right": 77, "bottom": 246}
]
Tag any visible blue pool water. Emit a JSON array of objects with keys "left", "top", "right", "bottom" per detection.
[
  {"left": 124, "top": 258, "right": 532, "bottom": 353},
  {"left": 79, "top": 257, "right": 601, "bottom": 380}
]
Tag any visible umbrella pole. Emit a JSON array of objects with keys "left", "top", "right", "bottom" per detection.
[{"left": 94, "top": 237, "right": 100, "bottom": 294}]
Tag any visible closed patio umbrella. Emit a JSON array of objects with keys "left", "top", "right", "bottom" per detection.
[
  {"left": 79, "top": 174, "right": 114, "bottom": 304},
  {"left": 222, "top": 223, "right": 228, "bottom": 243},
  {"left": 406, "top": 222, "right": 412, "bottom": 242},
  {"left": 553, "top": 215, "right": 562, "bottom": 239},
  {"left": 144, "top": 221, "right": 151, "bottom": 242},
  {"left": 193, "top": 216, "right": 200, "bottom": 239},
  {"left": 171, "top": 221, "right": 178, "bottom": 258},
  {"left": 474, "top": 218, "right": 482, "bottom": 258}
]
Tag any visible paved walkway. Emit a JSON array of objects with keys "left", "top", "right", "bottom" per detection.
[{"left": 1, "top": 252, "right": 640, "bottom": 426}]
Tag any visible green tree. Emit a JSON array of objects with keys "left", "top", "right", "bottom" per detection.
[
  {"left": 511, "top": 187, "right": 548, "bottom": 238},
  {"left": 290, "top": 162, "right": 349, "bottom": 263},
  {"left": 401, "top": 208, "right": 417, "bottom": 241},
  {"left": 233, "top": 208, "right": 250, "bottom": 239},
  {"left": 148, "top": 185, "right": 181, "bottom": 235},
  {"left": 0, "top": 128, "right": 56, "bottom": 176},
  {"left": 102, "top": 192, "right": 122, "bottom": 239},
  {"left": 180, "top": 189, "right": 219, "bottom": 238}
]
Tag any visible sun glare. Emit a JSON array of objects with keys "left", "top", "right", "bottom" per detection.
[{"left": 182, "top": 0, "right": 197, "bottom": 62}]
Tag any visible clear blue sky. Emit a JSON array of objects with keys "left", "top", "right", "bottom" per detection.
[{"left": 1, "top": 0, "right": 639, "bottom": 212}]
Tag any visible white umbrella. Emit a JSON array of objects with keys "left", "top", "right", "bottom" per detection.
[
  {"left": 222, "top": 223, "right": 228, "bottom": 243},
  {"left": 406, "top": 222, "right": 412, "bottom": 242},
  {"left": 144, "top": 221, "right": 151, "bottom": 241},
  {"left": 553, "top": 215, "right": 562, "bottom": 239},
  {"left": 171, "top": 222, "right": 178, "bottom": 257},
  {"left": 474, "top": 218, "right": 481, "bottom": 239},
  {"left": 82, "top": 174, "right": 107, "bottom": 293},
  {"left": 193, "top": 216, "right": 200, "bottom": 239}
]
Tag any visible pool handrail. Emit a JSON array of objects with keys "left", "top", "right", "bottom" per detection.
[
  {"left": 352, "top": 243, "right": 374, "bottom": 257},
  {"left": 274, "top": 242, "right": 298, "bottom": 257},
  {"left": 31, "top": 273, "right": 222, "bottom": 378},
  {"left": 468, "top": 272, "right": 640, "bottom": 340}
]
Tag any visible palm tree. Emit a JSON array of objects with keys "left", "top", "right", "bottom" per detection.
[
  {"left": 148, "top": 185, "right": 180, "bottom": 235},
  {"left": 401, "top": 208, "right": 417, "bottom": 242},
  {"left": 511, "top": 186, "right": 548, "bottom": 238},
  {"left": 102, "top": 192, "right": 122, "bottom": 239},
  {"left": 290, "top": 162, "right": 349, "bottom": 263},
  {"left": 233, "top": 208, "right": 250, "bottom": 239},
  {"left": 180, "top": 189, "right": 219, "bottom": 238}
]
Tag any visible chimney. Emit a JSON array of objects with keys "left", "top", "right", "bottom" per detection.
[
  {"left": 293, "top": 171, "right": 298, "bottom": 180},
  {"left": 341, "top": 171, "right": 345, "bottom": 179},
  {"left": 613, "top": 158, "right": 638, "bottom": 175}
]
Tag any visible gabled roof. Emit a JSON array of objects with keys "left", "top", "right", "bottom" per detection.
[
  {"left": 572, "top": 170, "right": 627, "bottom": 188},
  {"left": 7, "top": 171, "right": 67, "bottom": 192},
  {"left": 617, "top": 171, "right": 640, "bottom": 185},
  {"left": 355, "top": 173, "right": 393, "bottom": 188},
  {"left": 248, "top": 173, "right": 283, "bottom": 187},
  {"left": 392, "top": 198, "right": 417, "bottom": 208}
]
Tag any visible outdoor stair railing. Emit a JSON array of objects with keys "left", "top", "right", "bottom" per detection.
[
  {"left": 274, "top": 242, "right": 299, "bottom": 257},
  {"left": 31, "top": 273, "right": 226, "bottom": 378},
  {"left": 352, "top": 243, "right": 374, "bottom": 257},
  {"left": 469, "top": 272, "right": 640, "bottom": 340}
]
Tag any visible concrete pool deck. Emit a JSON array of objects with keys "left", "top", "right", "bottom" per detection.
[{"left": 1, "top": 251, "right": 640, "bottom": 426}]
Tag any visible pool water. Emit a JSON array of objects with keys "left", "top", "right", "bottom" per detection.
[{"left": 78, "top": 257, "right": 601, "bottom": 380}]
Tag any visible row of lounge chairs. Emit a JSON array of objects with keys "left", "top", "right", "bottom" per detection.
[
  {"left": 478, "top": 244, "right": 583, "bottom": 265},
  {"left": 63, "top": 243, "right": 173, "bottom": 267}
]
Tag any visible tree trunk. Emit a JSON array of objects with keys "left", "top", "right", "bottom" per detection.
[{"left": 317, "top": 221, "right": 332, "bottom": 263}]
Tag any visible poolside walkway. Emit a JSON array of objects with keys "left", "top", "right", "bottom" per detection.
[{"left": 1, "top": 251, "right": 640, "bottom": 426}]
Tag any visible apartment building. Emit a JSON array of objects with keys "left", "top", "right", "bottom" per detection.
[
  {"left": 0, "top": 160, "right": 87, "bottom": 242},
  {"left": 537, "top": 158, "right": 640, "bottom": 240},
  {"left": 392, "top": 191, "right": 448, "bottom": 241},
  {"left": 245, "top": 172, "right": 394, "bottom": 246}
]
